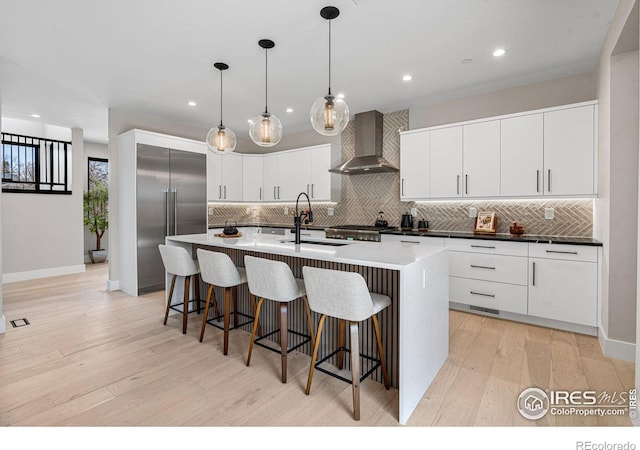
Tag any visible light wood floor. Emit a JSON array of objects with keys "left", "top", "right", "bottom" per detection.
[{"left": 0, "top": 263, "right": 634, "bottom": 427}]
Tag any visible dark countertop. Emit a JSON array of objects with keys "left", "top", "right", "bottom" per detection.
[
  {"left": 380, "top": 229, "right": 602, "bottom": 246},
  {"left": 208, "top": 224, "right": 602, "bottom": 246}
]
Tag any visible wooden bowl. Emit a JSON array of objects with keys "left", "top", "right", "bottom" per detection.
[{"left": 509, "top": 225, "right": 525, "bottom": 235}]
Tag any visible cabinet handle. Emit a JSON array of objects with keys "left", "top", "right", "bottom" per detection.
[
  {"left": 536, "top": 170, "right": 540, "bottom": 193},
  {"left": 465, "top": 174, "right": 468, "bottom": 195},
  {"left": 307, "top": 184, "right": 310, "bottom": 195},
  {"left": 218, "top": 185, "right": 222, "bottom": 200},
  {"left": 401, "top": 240, "right": 420, "bottom": 244},
  {"left": 223, "top": 185, "right": 227, "bottom": 199},
  {"left": 278, "top": 186, "right": 280, "bottom": 199},
  {"left": 173, "top": 189, "right": 178, "bottom": 235},
  {"left": 273, "top": 186, "right": 276, "bottom": 199},
  {"left": 470, "top": 264, "right": 496, "bottom": 270},
  {"left": 457, "top": 175, "right": 460, "bottom": 195},
  {"left": 470, "top": 244, "right": 496, "bottom": 249},
  {"left": 259, "top": 187, "right": 262, "bottom": 200},
  {"left": 401, "top": 178, "right": 405, "bottom": 196},
  {"left": 532, "top": 262, "right": 536, "bottom": 286},
  {"left": 311, "top": 184, "right": 314, "bottom": 198},
  {"left": 470, "top": 291, "right": 495, "bottom": 298},
  {"left": 548, "top": 169, "right": 551, "bottom": 192},
  {"left": 545, "top": 250, "right": 578, "bottom": 255},
  {"left": 164, "top": 189, "right": 170, "bottom": 236}
]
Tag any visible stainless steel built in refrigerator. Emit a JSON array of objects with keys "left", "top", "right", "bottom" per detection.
[{"left": 136, "top": 144, "right": 207, "bottom": 295}]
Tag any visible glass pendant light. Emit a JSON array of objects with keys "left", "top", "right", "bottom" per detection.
[
  {"left": 310, "top": 6, "right": 349, "bottom": 136},
  {"left": 249, "top": 39, "right": 283, "bottom": 147},
  {"left": 206, "top": 62, "right": 236, "bottom": 154}
]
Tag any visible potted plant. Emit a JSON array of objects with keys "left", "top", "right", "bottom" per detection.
[{"left": 84, "top": 180, "right": 109, "bottom": 263}]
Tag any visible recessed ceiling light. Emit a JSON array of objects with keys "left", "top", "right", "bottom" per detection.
[
  {"left": 286, "top": 108, "right": 294, "bottom": 113},
  {"left": 30, "top": 114, "right": 40, "bottom": 118},
  {"left": 492, "top": 48, "right": 507, "bottom": 57},
  {"left": 248, "top": 119, "right": 253, "bottom": 124},
  {"left": 188, "top": 101, "right": 197, "bottom": 106},
  {"left": 337, "top": 93, "right": 345, "bottom": 99},
  {"left": 461, "top": 58, "right": 473, "bottom": 64},
  {"left": 402, "top": 74, "right": 412, "bottom": 82}
]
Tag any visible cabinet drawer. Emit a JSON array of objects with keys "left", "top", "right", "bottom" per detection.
[
  {"left": 450, "top": 277, "right": 528, "bottom": 315},
  {"left": 381, "top": 234, "right": 445, "bottom": 247},
  {"left": 449, "top": 252, "right": 527, "bottom": 285},
  {"left": 529, "top": 243, "right": 597, "bottom": 262},
  {"left": 446, "top": 238, "right": 528, "bottom": 257}
]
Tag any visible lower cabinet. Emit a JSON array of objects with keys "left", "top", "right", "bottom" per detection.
[{"left": 528, "top": 244, "right": 598, "bottom": 327}]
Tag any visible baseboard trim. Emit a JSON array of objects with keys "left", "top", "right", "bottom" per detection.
[
  {"left": 0, "top": 314, "right": 6, "bottom": 334},
  {"left": 2, "top": 264, "right": 86, "bottom": 283},
  {"left": 107, "top": 279, "right": 120, "bottom": 291},
  {"left": 598, "top": 326, "right": 636, "bottom": 362}
]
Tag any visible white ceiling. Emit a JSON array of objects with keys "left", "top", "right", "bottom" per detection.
[{"left": 0, "top": 0, "right": 619, "bottom": 144}]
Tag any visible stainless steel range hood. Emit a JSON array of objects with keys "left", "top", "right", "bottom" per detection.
[{"left": 329, "top": 110, "right": 399, "bottom": 174}]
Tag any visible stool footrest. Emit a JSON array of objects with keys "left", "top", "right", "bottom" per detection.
[
  {"left": 315, "top": 347, "right": 381, "bottom": 385},
  {"left": 254, "top": 329, "right": 311, "bottom": 354},
  {"left": 168, "top": 297, "right": 204, "bottom": 314},
  {"left": 205, "top": 311, "right": 254, "bottom": 331}
]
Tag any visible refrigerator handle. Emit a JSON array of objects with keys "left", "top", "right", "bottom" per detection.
[
  {"left": 164, "top": 189, "right": 170, "bottom": 236},
  {"left": 173, "top": 189, "right": 178, "bottom": 235}
]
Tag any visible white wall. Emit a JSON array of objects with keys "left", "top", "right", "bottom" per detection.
[
  {"left": 0, "top": 57, "right": 5, "bottom": 332},
  {"left": 83, "top": 141, "right": 109, "bottom": 261},
  {"left": 594, "top": 0, "right": 639, "bottom": 361},
  {"left": 1, "top": 117, "right": 85, "bottom": 282}
]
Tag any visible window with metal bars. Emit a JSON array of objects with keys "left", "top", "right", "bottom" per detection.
[{"left": 1, "top": 132, "right": 72, "bottom": 194}]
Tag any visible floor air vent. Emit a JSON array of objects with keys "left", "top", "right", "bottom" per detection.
[
  {"left": 10, "top": 318, "right": 30, "bottom": 328},
  {"left": 469, "top": 305, "right": 500, "bottom": 315}
]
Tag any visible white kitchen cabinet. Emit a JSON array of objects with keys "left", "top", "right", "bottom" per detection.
[
  {"left": 207, "top": 152, "right": 242, "bottom": 201},
  {"left": 528, "top": 253, "right": 598, "bottom": 327},
  {"left": 263, "top": 153, "right": 279, "bottom": 201},
  {"left": 293, "top": 149, "right": 312, "bottom": 198},
  {"left": 430, "top": 126, "right": 463, "bottom": 198},
  {"left": 242, "top": 155, "right": 264, "bottom": 202},
  {"left": 310, "top": 144, "right": 335, "bottom": 200},
  {"left": 400, "top": 131, "right": 430, "bottom": 199},
  {"left": 462, "top": 120, "right": 501, "bottom": 197},
  {"left": 543, "top": 104, "right": 596, "bottom": 196},
  {"left": 500, "top": 113, "right": 544, "bottom": 197},
  {"left": 381, "top": 234, "right": 446, "bottom": 247},
  {"left": 277, "top": 152, "right": 296, "bottom": 201}
]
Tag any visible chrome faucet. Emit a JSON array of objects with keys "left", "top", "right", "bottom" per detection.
[{"left": 294, "top": 192, "right": 313, "bottom": 244}]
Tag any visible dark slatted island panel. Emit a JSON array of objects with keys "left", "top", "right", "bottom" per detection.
[{"left": 193, "top": 243, "right": 400, "bottom": 388}]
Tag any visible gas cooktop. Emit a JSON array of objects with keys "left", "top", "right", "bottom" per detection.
[{"left": 324, "top": 225, "right": 398, "bottom": 242}]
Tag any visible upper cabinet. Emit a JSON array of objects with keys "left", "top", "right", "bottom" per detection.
[
  {"left": 400, "top": 131, "right": 430, "bottom": 199},
  {"left": 543, "top": 105, "right": 596, "bottom": 196},
  {"left": 210, "top": 143, "right": 340, "bottom": 203},
  {"left": 207, "top": 152, "right": 243, "bottom": 201},
  {"left": 400, "top": 101, "right": 597, "bottom": 200},
  {"left": 462, "top": 121, "right": 501, "bottom": 197}
]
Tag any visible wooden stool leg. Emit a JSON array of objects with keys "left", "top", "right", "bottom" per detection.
[
  {"left": 163, "top": 275, "right": 177, "bottom": 325},
  {"left": 280, "top": 302, "right": 288, "bottom": 383},
  {"left": 337, "top": 319, "right": 346, "bottom": 370},
  {"left": 233, "top": 286, "right": 239, "bottom": 328},
  {"left": 211, "top": 286, "right": 220, "bottom": 318},
  {"left": 250, "top": 294, "right": 262, "bottom": 337},
  {"left": 223, "top": 287, "right": 231, "bottom": 355},
  {"left": 182, "top": 276, "right": 190, "bottom": 334},
  {"left": 246, "top": 297, "right": 265, "bottom": 366},
  {"left": 199, "top": 284, "right": 214, "bottom": 342},
  {"left": 194, "top": 274, "right": 201, "bottom": 314},
  {"left": 349, "top": 321, "right": 361, "bottom": 421},
  {"left": 306, "top": 314, "right": 327, "bottom": 395},
  {"left": 372, "top": 314, "right": 390, "bottom": 389},
  {"left": 303, "top": 296, "right": 316, "bottom": 349}
]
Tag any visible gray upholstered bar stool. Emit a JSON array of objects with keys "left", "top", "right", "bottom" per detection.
[
  {"left": 158, "top": 244, "right": 202, "bottom": 335},
  {"left": 244, "top": 255, "right": 316, "bottom": 383},
  {"left": 302, "top": 266, "right": 390, "bottom": 421},
  {"left": 196, "top": 248, "right": 254, "bottom": 355}
]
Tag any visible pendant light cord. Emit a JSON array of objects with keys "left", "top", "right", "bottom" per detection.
[
  {"left": 264, "top": 48, "right": 269, "bottom": 114},
  {"left": 219, "top": 69, "right": 224, "bottom": 128},
  {"left": 328, "top": 19, "right": 332, "bottom": 96}
]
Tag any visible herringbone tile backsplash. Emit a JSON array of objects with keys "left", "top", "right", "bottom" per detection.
[{"left": 210, "top": 109, "right": 593, "bottom": 238}]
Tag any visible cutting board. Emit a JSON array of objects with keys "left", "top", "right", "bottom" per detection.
[{"left": 214, "top": 232, "right": 243, "bottom": 238}]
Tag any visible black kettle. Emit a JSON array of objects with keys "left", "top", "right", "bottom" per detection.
[
  {"left": 223, "top": 220, "right": 238, "bottom": 235},
  {"left": 401, "top": 214, "right": 413, "bottom": 230},
  {"left": 375, "top": 211, "right": 388, "bottom": 228}
]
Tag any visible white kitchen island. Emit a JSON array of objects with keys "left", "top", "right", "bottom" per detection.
[{"left": 166, "top": 228, "right": 449, "bottom": 424}]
